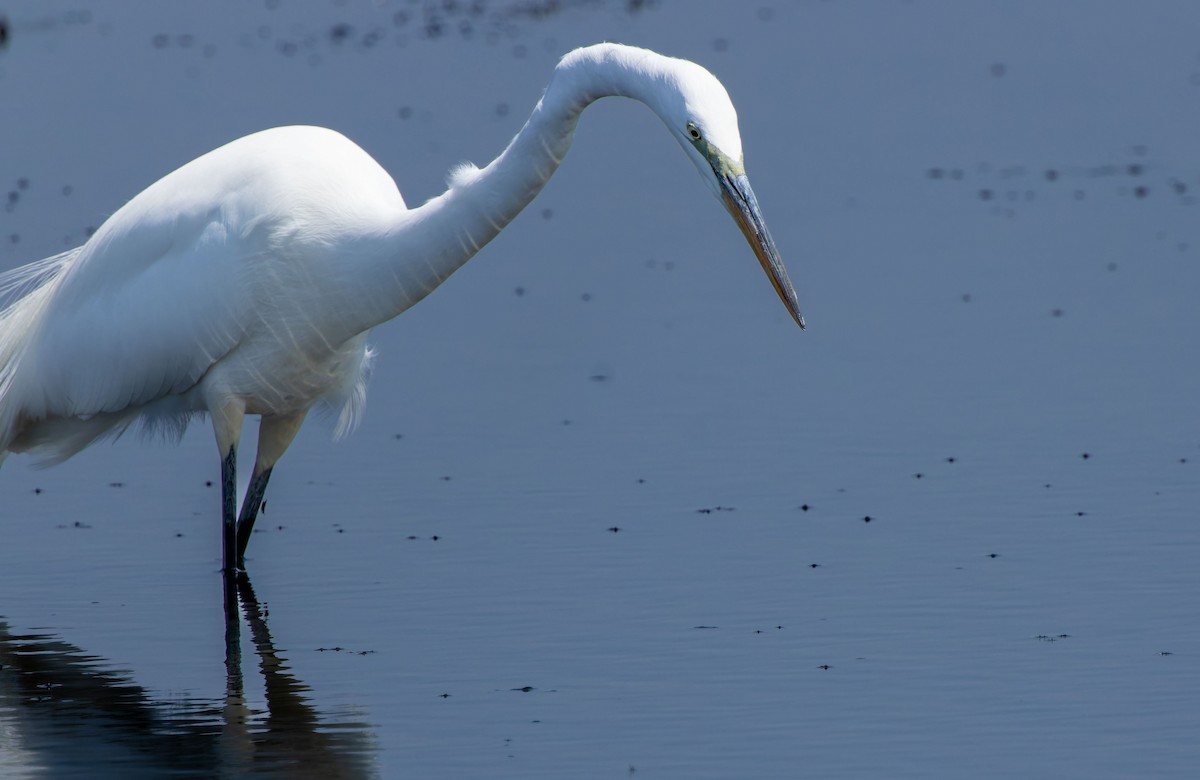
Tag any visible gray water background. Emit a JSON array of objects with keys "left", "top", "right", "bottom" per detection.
[{"left": 0, "top": 1, "right": 1197, "bottom": 777}]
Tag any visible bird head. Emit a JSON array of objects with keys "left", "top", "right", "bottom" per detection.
[{"left": 644, "top": 53, "right": 806, "bottom": 330}]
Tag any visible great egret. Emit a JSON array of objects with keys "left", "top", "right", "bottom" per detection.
[{"left": 0, "top": 43, "right": 804, "bottom": 574}]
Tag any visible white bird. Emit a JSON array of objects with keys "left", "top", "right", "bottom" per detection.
[{"left": 0, "top": 43, "right": 804, "bottom": 575}]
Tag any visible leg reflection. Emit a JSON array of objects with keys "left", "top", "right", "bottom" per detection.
[
  {"left": 224, "top": 571, "right": 376, "bottom": 777},
  {"left": 1, "top": 578, "right": 376, "bottom": 777}
]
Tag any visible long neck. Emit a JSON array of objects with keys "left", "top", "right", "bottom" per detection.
[{"left": 338, "top": 48, "right": 662, "bottom": 338}]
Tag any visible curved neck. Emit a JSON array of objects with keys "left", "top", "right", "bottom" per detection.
[{"left": 339, "top": 48, "right": 665, "bottom": 338}]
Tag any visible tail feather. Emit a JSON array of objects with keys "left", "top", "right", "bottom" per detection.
[
  {"left": 7, "top": 410, "right": 141, "bottom": 468},
  {"left": 0, "top": 247, "right": 84, "bottom": 457}
]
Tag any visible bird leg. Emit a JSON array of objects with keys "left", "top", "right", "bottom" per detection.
[
  {"left": 233, "top": 411, "right": 307, "bottom": 571},
  {"left": 211, "top": 397, "right": 247, "bottom": 577},
  {"left": 221, "top": 445, "right": 238, "bottom": 577},
  {"left": 234, "top": 466, "right": 272, "bottom": 570}
]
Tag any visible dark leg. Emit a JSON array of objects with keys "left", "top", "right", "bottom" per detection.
[
  {"left": 221, "top": 445, "right": 238, "bottom": 576},
  {"left": 234, "top": 467, "right": 273, "bottom": 571}
]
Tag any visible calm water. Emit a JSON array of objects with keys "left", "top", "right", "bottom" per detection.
[{"left": 1, "top": 1, "right": 1198, "bottom": 778}]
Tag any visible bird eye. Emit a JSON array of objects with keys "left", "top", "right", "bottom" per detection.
[{"left": 686, "top": 123, "right": 702, "bottom": 141}]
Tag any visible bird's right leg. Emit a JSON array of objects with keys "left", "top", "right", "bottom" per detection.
[
  {"left": 211, "top": 399, "right": 246, "bottom": 578},
  {"left": 235, "top": 411, "right": 307, "bottom": 570}
]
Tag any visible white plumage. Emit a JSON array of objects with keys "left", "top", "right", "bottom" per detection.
[
  {"left": 0, "top": 127, "right": 392, "bottom": 462},
  {"left": 0, "top": 43, "right": 803, "bottom": 574}
]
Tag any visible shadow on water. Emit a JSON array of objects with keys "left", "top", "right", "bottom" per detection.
[{"left": 0, "top": 575, "right": 376, "bottom": 779}]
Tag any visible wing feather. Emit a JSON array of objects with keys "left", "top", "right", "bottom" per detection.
[{"left": 0, "top": 125, "right": 398, "bottom": 460}]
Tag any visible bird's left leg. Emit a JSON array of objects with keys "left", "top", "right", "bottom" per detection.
[
  {"left": 235, "top": 411, "right": 307, "bottom": 570},
  {"left": 211, "top": 398, "right": 247, "bottom": 577}
]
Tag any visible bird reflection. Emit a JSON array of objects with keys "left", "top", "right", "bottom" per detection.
[{"left": 0, "top": 574, "right": 375, "bottom": 778}]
